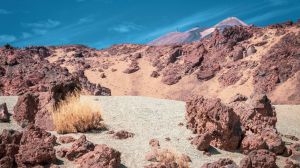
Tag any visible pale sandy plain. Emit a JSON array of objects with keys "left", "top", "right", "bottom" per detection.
[{"left": 0, "top": 96, "right": 299, "bottom": 168}]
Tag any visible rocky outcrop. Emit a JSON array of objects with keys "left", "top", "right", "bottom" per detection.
[
  {"left": 123, "top": 60, "right": 140, "bottom": 74},
  {"left": 75, "top": 144, "right": 121, "bottom": 168},
  {"left": 0, "top": 125, "right": 58, "bottom": 168},
  {"left": 59, "top": 135, "right": 121, "bottom": 168},
  {"left": 0, "top": 129, "right": 22, "bottom": 168},
  {"left": 15, "top": 125, "right": 57, "bottom": 167},
  {"left": 201, "top": 158, "right": 238, "bottom": 168},
  {"left": 239, "top": 149, "right": 277, "bottom": 168},
  {"left": 65, "top": 135, "right": 95, "bottom": 161},
  {"left": 254, "top": 32, "right": 300, "bottom": 94},
  {"left": 13, "top": 81, "right": 81, "bottom": 130},
  {"left": 0, "top": 103, "right": 9, "bottom": 122},
  {"left": 186, "top": 96, "right": 242, "bottom": 150},
  {"left": 231, "top": 94, "right": 285, "bottom": 154}
]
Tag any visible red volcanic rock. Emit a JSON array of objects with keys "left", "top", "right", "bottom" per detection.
[
  {"left": 150, "top": 71, "right": 160, "bottom": 78},
  {"left": 241, "top": 134, "right": 268, "bottom": 154},
  {"left": 75, "top": 144, "right": 121, "bottom": 168},
  {"left": 58, "top": 136, "right": 76, "bottom": 144},
  {"left": 167, "top": 48, "right": 183, "bottom": 64},
  {"left": 65, "top": 135, "right": 95, "bottom": 161},
  {"left": 218, "top": 67, "right": 243, "bottom": 86},
  {"left": 231, "top": 94, "right": 285, "bottom": 154},
  {"left": 0, "top": 129, "right": 22, "bottom": 168},
  {"left": 254, "top": 32, "right": 300, "bottom": 94},
  {"left": 239, "top": 149, "right": 277, "bottom": 168},
  {"left": 191, "top": 133, "right": 212, "bottom": 151},
  {"left": 201, "top": 158, "right": 238, "bottom": 168},
  {"left": 246, "top": 45, "right": 257, "bottom": 56},
  {"left": 123, "top": 60, "right": 140, "bottom": 74},
  {"left": 13, "top": 93, "right": 39, "bottom": 127},
  {"left": 161, "top": 64, "right": 182, "bottom": 85},
  {"left": 0, "top": 103, "right": 9, "bottom": 122},
  {"left": 222, "top": 26, "right": 253, "bottom": 44},
  {"left": 186, "top": 96, "right": 242, "bottom": 151},
  {"left": 231, "top": 46, "right": 245, "bottom": 61},
  {"left": 261, "top": 129, "right": 285, "bottom": 154},
  {"left": 15, "top": 125, "right": 57, "bottom": 167},
  {"left": 112, "top": 130, "right": 135, "bottom": 140},
  {"left": 196, "top": 70, "right": 215, "bottom": 81}
]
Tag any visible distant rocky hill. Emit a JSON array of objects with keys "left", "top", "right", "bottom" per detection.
[
  {"left": 149, "top": 17, "right": 248, "bottom": 46},
  {"left": 0, "top": 20, "right": 299, "bottom": 104}
]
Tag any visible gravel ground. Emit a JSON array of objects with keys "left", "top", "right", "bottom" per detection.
[{"left": 0, "top": 96, "right": 299, "bottom": 168}]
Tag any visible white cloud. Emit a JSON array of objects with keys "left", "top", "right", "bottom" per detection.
[
  {"left": 23, "top": 19, "right": 61, "bottom": 29},
  {"left": 21, "top": 32, "right": 32, "bottom": 39},
  {"left": 0, "top": 35, "right": 17, "bottom": 43},
  {"left": 110, "top": 23, "right": 142, "bottom": 33},
  {"left": 32, "top": 29, "right": 48, "bottom": 35},
  {"left": 78, "top": 16, "right": 94, "bottom": 24},
  {"left": 0, "top": 9, "right": 11, "bottom": 14}
]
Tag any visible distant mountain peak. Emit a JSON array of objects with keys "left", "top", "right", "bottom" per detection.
[{"left": 214, "top": 17, "right": 248, "bottom": 28}]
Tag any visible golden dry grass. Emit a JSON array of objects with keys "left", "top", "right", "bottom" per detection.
[
  {"left": 52, "top": 93, "right": 104, "bottom": 134},
  {"left": 152, "top": 148, "right": 190, "bottom": 168}
]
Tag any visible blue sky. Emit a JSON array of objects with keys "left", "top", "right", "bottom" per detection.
[{"left": 0, "top": 0, "right": 299, "bottom": 49}]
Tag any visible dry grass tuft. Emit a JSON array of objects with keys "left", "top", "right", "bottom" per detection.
[
  {"left": 52, "top": 93, "right": 104, "bottom": 134},
  {"left": 150, "top": 148, "right": 190, "bottom": 168}
]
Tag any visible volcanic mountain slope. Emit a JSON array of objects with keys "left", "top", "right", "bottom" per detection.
[
  {"left": 149, "top": 17, "right": 248, "bottom": 46},
  {"left": 36, "top": 21, "right": 299, "bottom": 105}
]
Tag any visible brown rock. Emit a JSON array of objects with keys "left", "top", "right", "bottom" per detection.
[
  {"left": 191, "top": 133, "right": 212, "bottom": 151},
  {"left": 75, "top": 144, "right": 121, "bottom": 168},
  {"left": 123, "top": 61, "right": 140, "bottom": 74},
  {"left": 65, "top": 135, "right": 95, "bottom": 161},
  {"left": 150, "top": 71, "right": 160, "bottom": 78},
  {"left": 186, "top": 96, "right": 242, "bottom": 150},
  {"left": 290, "top": 143, "right": 300, "bottom": 161},
  {"left": 0, "top": 129, "right": 22, "bottom": 167},
  {"left": 201, "top": 158, "right": 238, "bottom": 168},
  {"left": 58, "top": 136, "right": 76, "bottom": 144},
  {"left": 13, "top": 93, "right": 39, "bottom": 127},
  {"left": 239, "top": 149, "right": 277, "bottom": 168},
  {"left": 0, "top": 103, "right": 9, "bottom": 122},
  {"left": 241, "top": 134, "right": 267, "bottom": 154},
  {"left": 15, "top": 125, "right": 57, "bottom": 167},
  {"left": 112, "top": 130, "right": 135, "bottom": 140}
]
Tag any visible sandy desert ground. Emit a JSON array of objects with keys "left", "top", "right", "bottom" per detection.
[{"left": 0, "top": 96, "right": 299, "bottom": 167}]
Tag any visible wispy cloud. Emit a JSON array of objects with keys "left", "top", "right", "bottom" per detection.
[
  {"left": 135, "top": 7, "right": 233, "bottom": 42},
  {"left": 21, "top": 32, "right": 32, "bottom": 39},
  {"left": 266, "top": 0, "right": 286, "bottom": 6},
  {"left": 23, "top": 19, "right": 61, "bottom": 29},
  {"left": 0, "top": 9, "right": 11, "bottom": 15},
  {"left": 245, "top": 5, "right": 300, "bottom": 24},
  {"left": 78, "top": 16, "right": 94, "bottom": 24},
  {"left": 0, "top": 35, "right": 17, "bottom": 43},
  {"left": 110, "top": 23, "right": 142, "bottom": 33}
]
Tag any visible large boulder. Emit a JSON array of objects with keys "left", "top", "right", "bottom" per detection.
[
  {"left": 231, "top": 94, "right": 285, "bottom": 154},
  {"left": 0, "top": 129, "right": 22, "bottom": 168},
  {"left": 13, "top": 93, "right": 39, "bottom": 127},
  {"left": 239, "top": 149, "right": 277, "bottom": 168},
  {"left": 201, "top": 158, "right": 238, "bottom": 168},
  {"left": 0, "top": 103, "right": 9, "bottom": 122},
  {"left": 75, "top": 144, "right": 121, "bottom": 168},
  {"left": 186, "top": 96, "right": 242, "bottom": 150},
  {"left": 9, "top": 125, "right": 58, "bottom": 168},
  {"left": 65, "top": 135, "right": 95, "bottom": 161}
]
